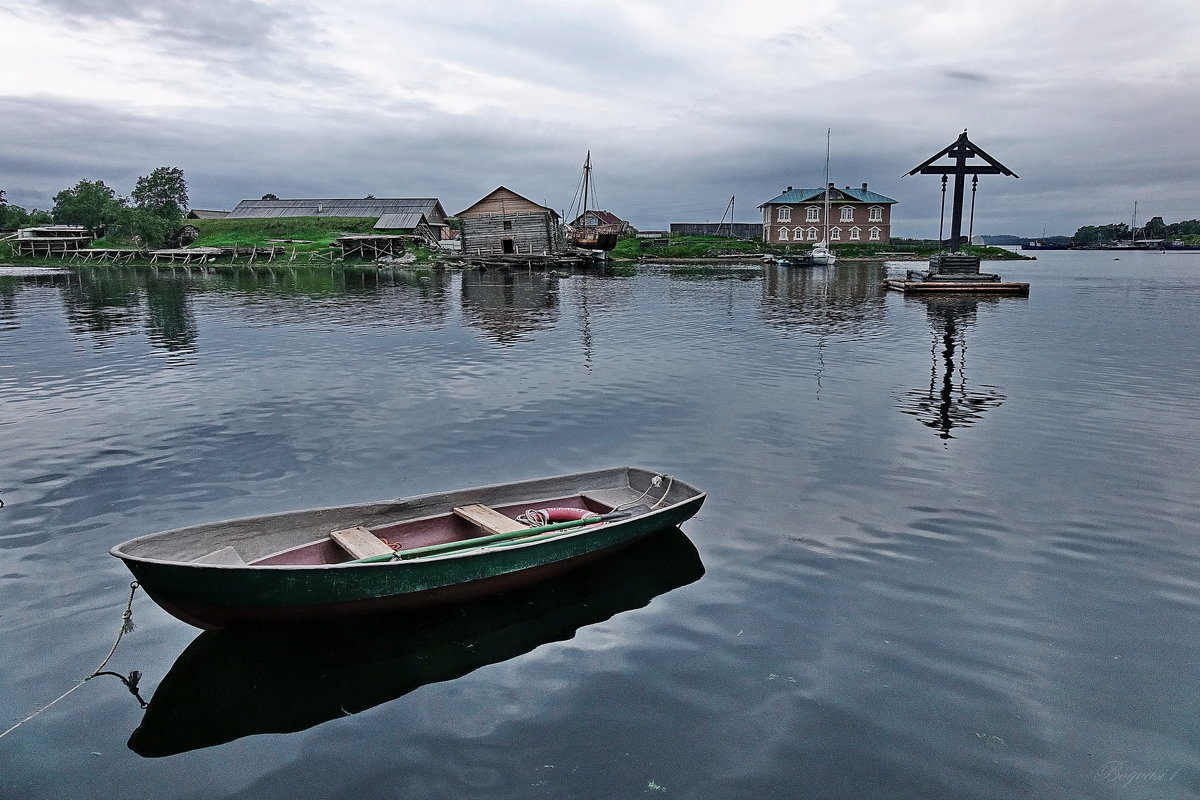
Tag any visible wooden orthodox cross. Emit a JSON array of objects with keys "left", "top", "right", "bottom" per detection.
[{"left": 907, "top": 131, "right": 1017, "bottom": 252}]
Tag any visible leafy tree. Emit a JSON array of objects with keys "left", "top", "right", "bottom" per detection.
[
  {"left": 1170, "top": 219, "right": 1200, "bottom": 236},
  {"left": 1143, "top": 216, "right": 1166, "bottom": 239},
  {"left": 261, "top": 193, "right": 279, "bottom": 201},
  {"left": 131, "top": 166, "right": 188, "bottom": 221},
  {"left": 1, "top": 203, "right": 30, "bottom": 230},
  {"left": 0, "top": 189, "right": 18, "bottom": 230},
  {"left": 117, "top": 206, "right": 177, "bottom": 248},
  {"left": 52, "top": 179, "right": 123, "bottom": 234}
]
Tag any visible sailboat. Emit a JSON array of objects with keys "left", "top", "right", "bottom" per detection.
[
  {"left": 806, "top": 129, "right": 837, "bottom": 266},
  {"left": 1102, "top": 201, "right": 1150, "bottom": 250},
  {"left": 566, "top": 152, "right": 621, "bottom": 252}
]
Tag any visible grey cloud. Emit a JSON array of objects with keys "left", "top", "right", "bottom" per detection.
[
  {"left": 8, "top": 0, "right": 350, "bottom": 86},
  {"left": 942, "top": 69, "right": 992, "bottom": 83}
]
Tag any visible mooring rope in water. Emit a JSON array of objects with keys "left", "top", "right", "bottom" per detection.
[{"left": 0, "top": 581, "right": 140, "bottom": 741}]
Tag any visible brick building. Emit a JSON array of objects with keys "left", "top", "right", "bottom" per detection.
[{"left": 759, "top": 183, "right": 897, "bottom": 245}]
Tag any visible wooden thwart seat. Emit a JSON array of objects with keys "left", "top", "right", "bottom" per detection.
[
  {"left": 329, "top": 526, "right": 394, "bottom": 560},
  {"left": 452, "top": 504, "right": 527, "bottom": 535}
]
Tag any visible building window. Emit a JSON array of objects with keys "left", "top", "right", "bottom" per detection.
[
  {"left": 830, "top": 227, "right": 841, "bottom": 241},
  {"left": 503, "top": 220, "right": 513, "bottom": 230},
  {"left": 840, "top": 206, "right": 854, "bottom": 222},
  {"left": 869, "top": 206, "right": 883, "bottom": 222},
  {"left": 777, "top": 207, "right": 791, "bottom": 222},
  {"left": 807, "top": 228, "right": 818, "bottom": 241},
  {"left": 806, "top": 206, "right": 820, "bottom": 222},
  {"left": 778, "top": 227, "right": 789, "bottom": 241},
  {"left": 850, "top": 227, "right": 861, "bottom": 240},
  {"left": 869, "top": 227, "right": 881, "bottom": 241}
]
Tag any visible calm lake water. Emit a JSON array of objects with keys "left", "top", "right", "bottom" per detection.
[{"left": 2, "top": 251, "right": 1198, "bottom": 799}]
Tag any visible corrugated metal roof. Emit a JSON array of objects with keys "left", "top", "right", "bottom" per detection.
[
  {"left": 227, "top": 198, "right": 444, "bottom": 220},
  {"left": 760, "top": 187, "right": 898, "bottom": 206},
  {"left": 374, "top": 212, "right": 427, "bottom": 230}
]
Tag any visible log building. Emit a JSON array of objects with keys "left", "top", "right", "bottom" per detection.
[{"left": 456, "top": 187, "right": 561, "bottom": 257}]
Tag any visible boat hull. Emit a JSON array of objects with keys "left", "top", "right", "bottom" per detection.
[
  {"left": 569, "top": 231, "right": 619, "bottom": 251},
  {"left": 112, "top": 467, "right": 704, "bottom": 630},
  {"left": 127, "top": 528, "right": 704, "bottom": 756}
]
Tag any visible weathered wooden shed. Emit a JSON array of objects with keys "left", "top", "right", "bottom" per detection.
[{"left": 456, "top": 187, "right": 561, "bottom": 257}]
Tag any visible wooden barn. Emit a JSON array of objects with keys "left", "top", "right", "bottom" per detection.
[
  {"left": 227, "top": 198, "right": 451, "bottom": 240},
  {"left": 456, "top": 187, "right": 561, "bottom": 257}
]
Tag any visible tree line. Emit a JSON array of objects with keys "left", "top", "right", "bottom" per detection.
[
  {"left": 0, "top": 166, "right": 189, "bottom": 247},
  {"left": 1074, "top": 217, "right": 1200, "bottom": 246}
]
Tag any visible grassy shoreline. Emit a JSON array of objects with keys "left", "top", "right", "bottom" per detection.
[
  {"left": 610, "top": 235, "right": 1030, "bottom": 262},
  {"left": 2, "top": 221, "right": 1032, "bottom": 269}
]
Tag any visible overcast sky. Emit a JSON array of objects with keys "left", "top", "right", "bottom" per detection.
[{"left": 2, "top": 0, "right": 1197, "bottom": 237}]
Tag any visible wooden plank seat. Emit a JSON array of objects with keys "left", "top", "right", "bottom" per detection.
[
  {"left": 329, "top": 526, "right": 394, "bottom": 560},
  {"left": 452, "top": 504, "right": 528, "bottom": 535}
]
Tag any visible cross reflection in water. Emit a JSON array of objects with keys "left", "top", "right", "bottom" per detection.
[{"left": 897, "top": 296, "right": 1006, "bottom": 439}]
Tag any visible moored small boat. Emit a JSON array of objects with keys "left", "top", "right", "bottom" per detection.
[
  {"left": 806, "top": 243, "right": 836, "bottom": 266},
  {"left": 111, "top": 467, "right": 704, "bottom": 630},
  {"left": 126, "top": 527, "right": 704, "bottom": 756}
]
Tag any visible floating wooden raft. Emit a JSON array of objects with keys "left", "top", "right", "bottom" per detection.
[
  {"left": 883, "top": 278, "right": 1030, "bottom": 295},
  {"left": 884, "top": 253, "right": 1029, "bottom": 294}
]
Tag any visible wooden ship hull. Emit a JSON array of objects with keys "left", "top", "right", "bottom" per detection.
[
  {"left": 568, "top": 227, "right": 620, "bottom": 252},
  {"left": 111, "top": 467, "right": 705, "bottom": 630}
]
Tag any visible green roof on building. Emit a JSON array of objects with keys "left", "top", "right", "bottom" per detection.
[{"left": 760, "top": 186, "right": 897, "bottom": 206}]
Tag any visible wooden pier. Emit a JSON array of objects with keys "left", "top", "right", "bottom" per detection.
[
  {"left": 148, "top": 246, "right": 287, "bottom": 264},
  {"left": 457, "top": 252, "right": 599, "bottom": 270}
]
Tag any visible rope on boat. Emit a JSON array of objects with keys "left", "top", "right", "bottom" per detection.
[
  {"left": 615, "top": 474, "right": 674, "bottom": 511},
  {"left": 379, "top": 475, "right": 676, "bottom": 556},
  {"left": 0, "top": 581, "right": 141, "bottom": 741}
]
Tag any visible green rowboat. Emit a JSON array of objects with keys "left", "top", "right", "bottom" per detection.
[{"left": 110, "top": 467, "right": 704, "bottom": 630}]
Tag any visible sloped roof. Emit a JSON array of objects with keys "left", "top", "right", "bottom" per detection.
[
  {"left": 374, "top": 212, "right": 428, "bottom": 230},
  {"left": 760, "top": 186, "right": 897, "bottom": 206},
  {"left": 228, "top": 198, "right": 446, "bottom": 221},
  {"left": 573, "top": 210, "right": 623, "bottom": 225},
  {"left": 456, "top": 186, "right": 559, "bottom": 218},
  {"left": 186, "top": 209, "right": 230, "bottom": 219}
]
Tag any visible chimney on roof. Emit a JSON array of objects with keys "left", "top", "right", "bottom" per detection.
[
  {"left": 862, "top": 183, "right": 868, "bottom": 191},
  {"left": 827, "top": 182, "right": 835, "bottom": 189},
  {"left": 786, "top": 186, "right": 792, "bottom": 192}
]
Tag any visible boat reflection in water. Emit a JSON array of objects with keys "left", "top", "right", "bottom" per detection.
[
  {"left": 128, "top": 528, "right": 704, "bottom": 758},
  {"left": 896, "top": 295, "right": 1007, "bottom": 439}
]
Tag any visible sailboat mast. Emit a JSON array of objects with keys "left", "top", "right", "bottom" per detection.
[
  {"left": 582, "top": 151, "right": 591, "bottom": 223},
  {"left": 823, "top": 128, "right": 831, "bottom": 244},
  {"left": 1131, "top": 200, "right": 1138, "bottom": 245}
]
